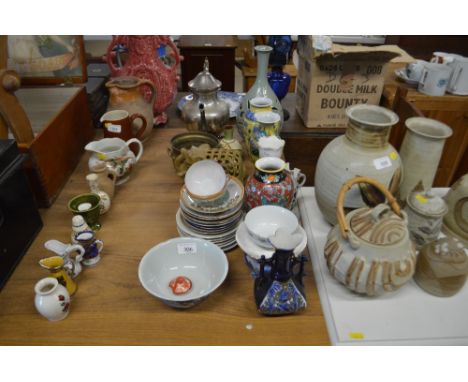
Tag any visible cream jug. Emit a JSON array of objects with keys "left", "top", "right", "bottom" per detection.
[{"left": 85, "top": 137, "right": 143, "bottom": 185}]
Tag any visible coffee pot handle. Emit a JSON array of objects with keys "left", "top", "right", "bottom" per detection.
[
  {"left": 336, "top": 176, "right": 401, "bottom": 240},
  {"left": 126, "top": 138, "right": 144, "bottom": 163}
]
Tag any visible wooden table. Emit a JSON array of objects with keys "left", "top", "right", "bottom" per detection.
[
  {"left": 0, "top": 103, "right": 329, "bottom": 345},
  {"left": 178, "top": 36, "right": 237, "bottom": 92}
]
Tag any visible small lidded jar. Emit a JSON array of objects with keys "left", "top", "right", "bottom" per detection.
[{"left": 405, "top": 186, "right": 448, "bottom": 249}]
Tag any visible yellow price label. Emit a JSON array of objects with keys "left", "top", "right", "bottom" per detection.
[
  {"left": 349, "top": 332, "right": 365, "bottom": 340},
  {"left": 416, "top": 194, "right": 428, "bottom": 204},
  {"left": 389, "top": 151, "right": 398, "bottom": 160}
]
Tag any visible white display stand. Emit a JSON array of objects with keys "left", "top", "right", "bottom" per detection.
[{"left": 298, "top": 187, "right": 468, "bottom": 345}]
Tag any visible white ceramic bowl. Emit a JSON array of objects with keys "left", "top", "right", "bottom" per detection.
[
  {"left": 138, "top": 237, "right": 228, "bottom": 309},
  {"left": 184, "top": 160, "right": 228, "bottom": 200},
  {"left": 244, "top": 205, "right": 298, "bottom": 248}
]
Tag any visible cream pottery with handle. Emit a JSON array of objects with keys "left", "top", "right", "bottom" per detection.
[
  {"left": 324, "top": 176, "right": 417, "bottom": 296},
  {"left": 86, "top": 137, "right": 143, "bottom": 185}
]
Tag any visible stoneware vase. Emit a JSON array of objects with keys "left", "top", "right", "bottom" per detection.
[
  {"left": 105, "top": 76, "right": 156, "bottom": 141},
  {"left": 34, "top": 277, "right": 70, "bottom": 321},
  {"left": 414, "top": 236, "right": 468, "bottom": 297},
  {"left": 106, "top": 35, "right": 181, "bottom": 125},
  {"left": 398, "top": 117, "right": 452, "bottom": 203},
  {"left": 404, "top": 184, "right": 448, "bottom": 249},
  {"left": 443, "top": 174, "right": 468, "bottom": 246},
  {"left": 324, "top": 177, "right": 417, "bottom": 296},
  {"left": 245, "top": 157, "right": 294, "bottom": 210},
  {"left": 315, "top": 104, "right": 401, "bottom": 225},
  {"left": 254, "top": 228, "right": 307, "bottom": 316},
  {"left": 39, "top": 256, "right": 78, "bottom": 296},
  {"left": 237, "top": 45, "right": 283, "bottom": 135}
]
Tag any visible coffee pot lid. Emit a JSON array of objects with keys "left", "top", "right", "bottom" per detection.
[
  {"left": 349, "top": 204, "right": 407, "bottom": 246},
  {"left": 407, "top": 185, "right": 448, "bottom": 217},
  {"left": 188, "top": 58, "right": 221, "bottom": 93}
]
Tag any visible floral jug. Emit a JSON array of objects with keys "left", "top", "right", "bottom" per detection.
[
  {"left": 324, "top": 176, "right": 417, "bottom": 296},
  {"left": 106, "top": 35, "right": 181, "bottom": 125},
  {"left": 254, "top": 228, "right": 307, "bottom": 316},
  {"left": 105, "top": 76, "right": 156, "bottom": 141},
  {"left": 86, "top": 137, "right": 143, "bottom": 185}
]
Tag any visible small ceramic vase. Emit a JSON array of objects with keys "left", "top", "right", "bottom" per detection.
[
  {"left": 414, "top": 236, "right": 468, "bottom": 297},
  {"left": 68, "top": 193, "right": 102, "bottom": 231},
  {"left": 86, "top": 173, "right": 111, "bottom": 214},
  {"left": 245, "top": 157, "right": 294, "bottom": 210},
  {"left": 44, "top": 240, "right": 85, "bottom": 279},
  {"left": 404, "top": 183, "right": 448, "bottom": 249},
  {"left": 34, "top": 277, "right": 70, "bottom": 321},
  {"left": 242, "top": 97, "right": 272, "bottom": 143},
  {"left": 85, "top": 137, "right": 143, "bottom": 185},
  {"left": 219, "top": 125, "right": 243, "bottom": 151},
  {"left": 39, "top": 256, "right": 78, "bottom": 296},
  {"left": 74, "top": 230, "right": 104, "bottom": 267},
  {"left": 71, "top": 215, "right": 91, "bottom": 244},
  {"left": 258, "top": 135, "right": 285, "bottom": 158},
  {"left": 315, "top": 104, "right": 401, "bottom": 225},
  {"left": 324, "top": 176, "right": 417, "bottom": 296},
  {"left": 398, "top": 117, "right": 453, "bottom": 203},
  {"left": 443, "top": 174, "right": 468, "bottom": 246},
  {"left": 254, "top": 228, "right": 307, "bottom": 316}
]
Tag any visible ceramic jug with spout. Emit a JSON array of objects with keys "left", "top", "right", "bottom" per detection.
[
  {"left": 106, "top": 76, "right": 156, "bottom": 141},
  {"left": 85, "top": 137, "right": 143, "bottom": 185}
]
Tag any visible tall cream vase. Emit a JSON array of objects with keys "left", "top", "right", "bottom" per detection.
[
  {"left": 315, "top": 104, "right": 401, "bottom": 225},
  {"left": 398, "top": 117, "right": 452, "bottom": 203}
]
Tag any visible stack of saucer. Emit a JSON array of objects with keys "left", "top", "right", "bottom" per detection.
[{"left": 176, "top": 160, "right": 244, "bottom": 251}]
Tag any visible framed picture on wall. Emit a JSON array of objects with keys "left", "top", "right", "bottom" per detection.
[{"left": 6, "top": 35, "right": 87, "bottom": 84}]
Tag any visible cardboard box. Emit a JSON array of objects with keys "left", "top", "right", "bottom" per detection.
[{"left": 295, "top": 37, "right": 405, "bottom": 128}]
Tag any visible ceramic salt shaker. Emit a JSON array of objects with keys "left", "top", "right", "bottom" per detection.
[
  {"left": 71, "top": 215, "right": 91, "bottom": 244},
  {"left": 414, "top": 236, "right": 468, "bottom": 297},
  {"left": 34, "top": 277, "right": 71, "bottom": 321},
  {"left": 404, "top": 185, "right": 448, "bottom": 249}
]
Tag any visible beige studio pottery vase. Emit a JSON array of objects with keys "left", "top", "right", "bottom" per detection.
[
  {"left": 315, "top": 104, "right": 401, "bottom": 225},
  {"left": 443, "top": 174, "right": 468, "bottom": 246},
  {"left": 106, "top": 76, "right": 156, "bottom": 142},
  {"left": 324, "top": 176, "right": 417, "bottom": 296},
  {"left": 398, "top": 117, "right": 452, "bottom": 204}
]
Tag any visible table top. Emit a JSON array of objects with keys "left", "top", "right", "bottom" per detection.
[
  {"left": 0, "top": 103, "right": 329, "bottom": 345},
  {"left": 299, "top": 187, "right": 468, "bottom": 345}
]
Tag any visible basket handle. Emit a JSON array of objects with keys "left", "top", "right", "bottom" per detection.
[{"left": 336, "top": 176, "right": 401, "bottom": 240}]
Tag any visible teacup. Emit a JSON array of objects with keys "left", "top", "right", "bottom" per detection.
[
  {"left": 406, "top": 60, "right": 427, "bottom": 82},
  {"left": 68, "top": 193, "right": 102, "bottom": 231},
  {"left": 100, "top": 110, "right": 147, "bottom": 141},
  {"left": 418, "top": 63, "right": 453, "bottom": 96}
]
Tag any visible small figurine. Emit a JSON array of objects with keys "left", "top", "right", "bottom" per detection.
[
  {"left": 254, "top": 228, "right": 307, "bottom": 315},
  {"left": 71, "top": 215, "right": 91, "bottom": 244},
  {"left": 44, "top": 239, "right": 85, "bottom": 278}
]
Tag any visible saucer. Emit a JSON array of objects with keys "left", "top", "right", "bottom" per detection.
[
  {"left": 180, "top": 176, "right": 244, "bottom": 215},
  {"left": 235, "top": 222, "right": 307, "bottom": 260},
  {"left": 394, "top": 68, "right": 419, "bottom": 87}
]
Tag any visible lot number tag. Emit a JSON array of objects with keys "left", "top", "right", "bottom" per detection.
[
  {"left": 373, "top": 156, "right": 392, "bottom": 170},
  {"left": 177, "top": 243, "right": 197, "bottom": 255}
]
